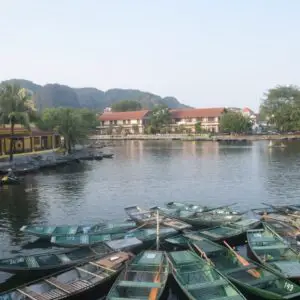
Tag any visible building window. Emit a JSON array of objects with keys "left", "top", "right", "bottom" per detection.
[
  {"left": 110, "top": 121, "right": 113, "bottom": 125},
  {"left": 208, "top": 117, "right": 215, "bottom": 122},
  {"left": 114, "top": 120, "right": 117, "bottom": 125}
]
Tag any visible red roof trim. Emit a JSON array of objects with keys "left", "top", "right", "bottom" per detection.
[
  {"left": 99, "top": 110, "right": 150, "bottom": 121},
  {"left": 171, "top": 108, "right": 225, "bottom": 118}
]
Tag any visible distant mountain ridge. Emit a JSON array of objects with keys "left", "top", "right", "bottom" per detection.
[{"left": 1, "top": 79, "right": 190, "bottom": 111}]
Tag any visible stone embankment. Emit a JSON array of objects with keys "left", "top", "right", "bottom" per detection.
[{"left": 89, "top": 134, "right": 300, "bottom": 141}]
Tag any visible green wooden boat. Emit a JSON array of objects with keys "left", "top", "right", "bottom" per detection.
[
  {"left": 184, "top": 218, "right": 261, "bottom": 245},
  {"left": 107, "top": 251, "right": 169, "bottom": 300},
  {"left": 189, "top": 237, "right": 300, "bottom": 299},
  {"left": 51, "top": 227, "right": 177, "bottom": 247},
  {"left": 0, "top": 244, "right": 111, "bottom": 276},
  {"left": 263, "top": 218, "right": 300, "bottom": 251},
  {"left": 247, "top": 223, "right": 300, "bottom": 281},
  {"left": 155, "top": 206, "right": 243, "bottom": 228},
  {"left": 20, "top": 221, "right": 136, "bottom": 240},
  {"left": 168, "top": 250, "right": 246, "bottom": 300},
  {"left": 125, "top": 206, "right": 192, "bottom": 230},
  {"left": 0, "top": 251, "right": 132, "bottom": 300}
]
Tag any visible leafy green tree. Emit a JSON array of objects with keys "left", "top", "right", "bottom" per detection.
[
  {"left": 260, "top": 85, "right": 300, "bottom": 132},
  {"left": 219, "top": 111, "right": 252, "bottom": 134},
  {"left": 148, "top": 105, "right": 171, "bottom": 133},
  {"left": 38, "top": 108, "right": 96, "bottom": 153},
  {"left": 0, "top": 84, "right": 34, "bottom": 161},
  {"left": 195, "top": 122, "right": 202, "bottom": 133},
  {"left": 111, "top": 100, "right": 142, "bottom": 112}
]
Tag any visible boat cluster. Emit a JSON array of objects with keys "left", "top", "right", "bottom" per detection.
[{"left": 0, "top": 202, "right": 300, "bottom": 299}]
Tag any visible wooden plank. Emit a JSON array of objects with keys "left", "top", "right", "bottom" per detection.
[
  {"left": 76, "top": 267, "right": 105, "bottom": 278},
  {"left": 89, "top": 261, "right": 115, "bottom": 272},
  {"left": 17, "top": 288, "right": 47, "bottom": 300},
  {"left": 45, "top": 278, "right": 71, "bottom": 294}
]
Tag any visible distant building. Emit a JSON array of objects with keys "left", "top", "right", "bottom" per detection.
[
  {"left": 0, "top": 125, "right": 60, "bottom": 157},
  {"left": 170, "top": 108, "right": 225, "bottom": 133},
  {"left": 104, "top": 107, "right": 112, "bottom": 112},
  {"left": 98, "top": 110, "right": 150, "bottom": 134}
]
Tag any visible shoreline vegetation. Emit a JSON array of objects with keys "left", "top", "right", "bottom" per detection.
[{"left": 89, "top": 133, "right": 300, "bottom": 141}]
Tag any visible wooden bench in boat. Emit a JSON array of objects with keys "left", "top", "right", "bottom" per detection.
[
  {"left": 225, "top": 264, "right": 257, "bottom": 275},
  {"left": 252, "top": 244, "right": 288, "bottom": 250},
  {"left": 45, "top": 277, "right": 91, "bottom": 293},
  {"left": 186, "top": 279, "right": 227, "bottom": 290},
  {"left": 117, "top": 280, "right": 161, "bottom": 288},
  {"left": 200, "top": 231, "right": 222, "bottom": 238},
  {"left": 17, "top": 288, "right": 49, "bottom": 300}
]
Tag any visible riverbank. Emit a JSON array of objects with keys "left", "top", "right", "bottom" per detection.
[{"left": 89, "top": 133, "right": 300, "bottom": 141}]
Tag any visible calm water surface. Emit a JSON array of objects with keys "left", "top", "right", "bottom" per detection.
[{"left": 0, "top": 140, "right": 300, "bottom": 295}]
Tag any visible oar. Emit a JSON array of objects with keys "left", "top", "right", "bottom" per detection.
[
  {"left": 191, "top": 242, "right": 214, "bottom": 266},
  {"left": 223, "top": 240, "right": 261, "bottom": 278},
  {"left": 148, "top": 258, "right": 163, "bottom": 300}
]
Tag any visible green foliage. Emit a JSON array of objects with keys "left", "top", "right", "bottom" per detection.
[
  {"left": 0, "top": 84, "right": 34, "bottom": 161},
  {"left": 38, "top": 108, "right": 97, "bottom": 153},
  {"left": 111, "top": 100, "right": 142, "bottom": 112},
  {"left": 148, "top": 105, "right": 171, "bottom": 133},
  {"left": 260, "top": 85, "right": 300, "bottom": 132},
  {"left": 195, "top": 122, "right": 202, "bottom": 133},
  {"left": 220, "top": 111, "right": 252, "bottom": 134}
]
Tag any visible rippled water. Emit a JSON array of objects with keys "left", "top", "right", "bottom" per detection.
[{"left": 0, "top": 140, "right": 299, "bottom": 295}]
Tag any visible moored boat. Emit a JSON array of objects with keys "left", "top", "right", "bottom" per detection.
[
  {"left": 155, "top": 206, "right": 243, "bottom": 228},
  {"left": 20, "top": 221, "right": 136, "bottom": 240},
  {"left": 0, "top": 244, "right": 111, "bottom": 276},
  {"left": 0, "top": 175, "right": 20, "bottom": 185},
  {"left": 51, "top": 228, "right": 177, "bottom": 247},
  {"left": 125, "top": 206, "right": 191, "bottom": 230},
  {"left": 168, "top": 250, "right": 246, "bottom": 300},
  {"left": 107, "top": 250, "right": 169, "bottom": 300},
  {"left": 190, "top": 237, "right": 300, "bottom": 299},
  {"left": 262, "top": 218, "right": 300, "bottom": 250},
  {"left": 185, "top": 218, "right": 261, "bottom": 245},
  {"left": 0, "top": 251, "right": 133, "bottom": 300},
  {"left": 247, "top": 223, "right": 300, "bottom": 282}
]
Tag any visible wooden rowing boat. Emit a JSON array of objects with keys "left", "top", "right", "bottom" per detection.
[
  {"left": 0, "top": 251, "right": 133, "bottom": 300},
  {"left": 20, "top": 221, "right": 136, "bottom": 240},
  {"left": 51, "top": 228, "right": 177, "bottom": 247},
  {"left": 125, "top": 206, "right": 192, "bottom": 230},
  {"left": 189, "top": 236, "right": 300, "bottom": 299},
  {"left": 247, "top": 223, "right": 300, "bottom": 282},
  {"left": 168, "top": 250, "right": 246, "bottom": 300},
  {"left": 107, "top": 251, "right": 169, "bottom": 300},
  {"left": 0, "top": 244, "right": 110, "bottom": 276}
]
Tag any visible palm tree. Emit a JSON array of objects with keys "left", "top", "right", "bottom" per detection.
[{"left": 0, "top": 84, "right": 32, "bottom": 161}]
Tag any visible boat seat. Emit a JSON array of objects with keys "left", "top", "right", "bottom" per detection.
[
  {"left": 17, "top": 288, "right": 48, "bottom": 300},
  {"left": 225, "top": 264, "right": 257, "bottom": 274},
  {"left": 117, "top": 280, "right": 161, "bottom": 288},
  {"left": 252, "top": 245, "right": 288, "bottom": 250},
  {"left": 186, "top": 279, "right": 227, "bottom": 290}
]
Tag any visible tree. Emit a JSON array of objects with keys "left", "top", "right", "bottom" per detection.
[
  {"left": 219, "top": 111, "right": 252, "bottom": 134},
  {"left": 148, "top": 105, "right": 171, "bottom": 133},
  {"left": 195, "top": 122, "right": 202, "bottom": 133},
  {"left": 111, "top": 100, "right": 142, "bottom": 112},
  {"left": 38, "top": 108, "right": 96, "bottom": 153},
  {"left": 260, "top": 85, "right": 300, "bottom": 132},
  {"left": 0, "top": 84, "right": 34, "bottom": 161}
]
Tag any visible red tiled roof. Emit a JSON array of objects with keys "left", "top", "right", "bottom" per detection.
[
  {"left": 242, "top": 107, "right": 255, "bottom": 114},
  {"left": 99, "top": 110, "right": 150, "bottom": 121},
  {"left": 171, "top": 108, "right": 225, "bottom": 119}
]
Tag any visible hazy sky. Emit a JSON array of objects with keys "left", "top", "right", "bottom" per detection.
[{"left": 1, "top": 1, "right": 299, "bottom": 111}]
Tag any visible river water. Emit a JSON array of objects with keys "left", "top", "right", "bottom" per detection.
[{"left": 0, "top": 140, "right": 299, "bottom": 294}]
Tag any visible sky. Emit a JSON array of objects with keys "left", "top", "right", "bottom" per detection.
[{"left": 1, "top": 1, "right": 300, "bottom": 111}]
